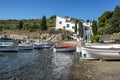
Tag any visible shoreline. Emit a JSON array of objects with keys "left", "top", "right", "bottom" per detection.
[
  {"left": 59, "top": 41, "right": 120, "bottom": 80},
  {"left": 69, "top": 57, "right": 94, "bottom": 80}
]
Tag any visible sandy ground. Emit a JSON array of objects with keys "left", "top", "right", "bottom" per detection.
[
  {"left": 69, "top": 57, "right": 120, "bottom": 80},
  {"left": 89, "top": 60, "right": 120, "bottom": 80}
]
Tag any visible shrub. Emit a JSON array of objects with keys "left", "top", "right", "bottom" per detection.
[
  {"left": 90, "top": 35, "right": 101, "bottom": 42},
  {"left": 110, "top": 32, "right": 120, "bottom": 41}
]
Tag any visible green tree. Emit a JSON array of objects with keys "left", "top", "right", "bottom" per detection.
[
  {"left": 86, "top": 20, "right": 90, "bottom": 23},
  {"left": 47, "top": 15, "right": 56, "bottom": 28},
  {"left": 74, "top": 20, "right": 78, "bottom": 34},
  {"left": 98, "top": 11, "right": 113, "bottom": 34},
  {"left": 49, "top": 15, "right": 56, "bottom": 19},
  {"left": 98, "top": 11, "right": 113, "bottom": 28},
  {"left": 9, "top": 24, "right": 17, "bottom": 30},
  {"left": 78, "top": 21, "right": 83, "bottom": 37},
  {"left": 110, "top": 5, "right": 120, "bottom": 33},
  {"left": 18, "top": 20, "right": 23, "bottom": 30},
  {"left": 90, "top": 35, "right": 101, "bottom": 42},
  {"left": 41, "top": 16, "right": 47, "bottom": 30},
  {"left": 92, "top": 20, "right": 98, "bottom": 35},
  {"left": 0, "top": 25, "right": 3, "bottom": 31}
]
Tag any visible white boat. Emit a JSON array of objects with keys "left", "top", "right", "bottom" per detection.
[
  {"left": 81, "top": 45, "right": 120, "bottom": 60},
  {"left": 0, "top": 38, "right": 18, "bottom": 52},
  {"left": 18, "top": 42, "right": 33, "bottom": 50},
  {"left": 33, "top": 44, "right": 44, "bottom": 49},
  {"left": 53, "top": 46, "right": 76, "bottom": 52},
  {"left": 33, "top": 42, "right": 54, "bottom": 49}
]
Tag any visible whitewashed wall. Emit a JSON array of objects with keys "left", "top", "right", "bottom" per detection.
[
  {"left": 56, "top": 16, "right": 93, "bottom": 42},
  {"left": 83, "top": 22, "right": 93, "bottom": 42},
  {"left": 56, "top": 16, "right": 66, "bottom": 29},
  {"left": 56, "top": 16, "right": 76, "bottom": 32}
]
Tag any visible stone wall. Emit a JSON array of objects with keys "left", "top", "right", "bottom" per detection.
[{"left": 2, "top": 31, "right": 62, "bottom": 42}]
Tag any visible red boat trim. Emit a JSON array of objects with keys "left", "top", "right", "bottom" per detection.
[{"left": 56, "top": 46, "right": 74, "bottom": 49}]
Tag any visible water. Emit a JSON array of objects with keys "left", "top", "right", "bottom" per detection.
[{"left": 0, "top": 50, "right": 76, "bottom": 80}]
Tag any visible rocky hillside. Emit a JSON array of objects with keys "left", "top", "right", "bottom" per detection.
[{"left": 1, "top": 30, "right": 65, "bottom": 42}]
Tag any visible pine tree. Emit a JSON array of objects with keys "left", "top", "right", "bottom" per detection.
[
  {"left": 92, "top": 20, "right": 98, "bottom": 35},
  {"left": 41, "top": 16, "right": 47, "bottom": 30},
  {"left": 18, "top": 20, "right": 23, "bottom": 30},
  {"left": 111, "top": 5, "right": 120, "bottom": 33},
  {"left": 74, "top": 20, "right": 78, "bottom": 34},
  {"left": 78, "top": 21, "right": 83, "bottom": 37}
]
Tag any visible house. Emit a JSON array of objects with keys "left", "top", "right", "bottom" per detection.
[
  {"left": 56, "top": 16, "right": 76, "bottom": 32},
  {"left": 56, "top": 16, "right": 93, "bottom": 42},
  {"left": 82, "top": 22, "right": 93, "bottom": 42}
]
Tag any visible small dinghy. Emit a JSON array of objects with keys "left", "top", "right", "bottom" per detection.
[{"left": 53, "top": 46, "right": 76, "bottom": 52}]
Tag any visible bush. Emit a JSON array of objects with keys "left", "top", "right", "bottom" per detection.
[
  {"left": 110, "top": 32, "right": 120, "bottom": 41},
  {"left": 90, "top": 35, "right": 101, "bottom": 43}
]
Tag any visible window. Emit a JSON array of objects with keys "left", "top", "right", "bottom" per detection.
[
  {"left": 66, "top": 24, "right": 69, "bottom": 28},
  {"left": 85, "top": 27, "right": 89, "bottom": 30},
  {"left": 72, "top": 26, "right": 75, "bottom": 29},
  {"left": 59, "top": 21, "right": 62, "bottom": 24}
]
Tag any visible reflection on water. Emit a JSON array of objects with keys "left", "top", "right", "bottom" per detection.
[{"left": 0, "top": 50, "right": 75, "bottom": 80}]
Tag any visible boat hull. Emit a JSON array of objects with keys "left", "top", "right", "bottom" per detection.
[
  {"left": 0, "top": 46, "right": 18, "bottom": 52},
  {"left": 53, "top": 46, "right": 76, "bottom": 52},
  {"left": 33, "top": 44, "right": 54, "bottom": 49},
  {"left": 81, "top": 46, "right": 120, "bottom": 60},
  {"left": 18, "top": 46, "right": 33, "bottom": 50}
]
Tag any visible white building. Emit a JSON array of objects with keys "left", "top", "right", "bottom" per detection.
[
  {"left": 56, "top": 16, "right": 93, "bottom": 42},
  {"left": 56, "top": 16, "right": 77, "bottom": 32},
  {"left": 82, "top": 22, "right": 93, "bottom": 42}
]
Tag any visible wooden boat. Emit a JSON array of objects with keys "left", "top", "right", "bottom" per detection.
[
  {"left": 53, "top": 46, "right": 76, "bottom": 52},
  {"left": 81, "top": 45, "right": 120, "bottom": 60}
]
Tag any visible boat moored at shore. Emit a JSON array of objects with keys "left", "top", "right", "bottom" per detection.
[
  {"left": 53, "top": 46, "right": 76, "bottom": 52},
  {"left": 0, "top": 38, "right": 18, "bottom": 52},
  {"left": 33, "top": 42, "right": 54, "bottom": 49},
  {"left": 18, "top": 43, "right": 33, "bottom": 50},
  {"left": 81, "top": 45, "right": 120, "bottom": 60}
]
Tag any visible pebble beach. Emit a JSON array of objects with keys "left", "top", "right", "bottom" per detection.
[
  {"left": 69, "top": 57, "right": 120, "bottom": 80},
  {"left": 58, "top": 40, "right": 120, "bottom": 80}
]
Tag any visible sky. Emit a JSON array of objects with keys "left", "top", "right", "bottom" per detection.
[{"left": 0, "top": 0, "right": 120, "bottom": 21}]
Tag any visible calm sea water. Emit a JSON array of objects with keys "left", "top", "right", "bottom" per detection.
[{"left": 0, "top": 49, "right": 76, "bottom": 80}]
